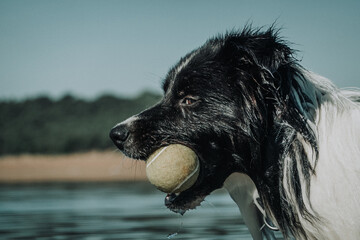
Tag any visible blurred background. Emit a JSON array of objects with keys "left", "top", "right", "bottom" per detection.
[{"left": 0, "top": 0, "right": 359, "bottom": 239}]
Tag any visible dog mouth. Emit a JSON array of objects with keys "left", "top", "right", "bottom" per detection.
[
  {"left": 164, "top": 186, "right": 209, "bottom": 215},
  {"left": 161, "top": 151, "right": 221, "bottom": 215},
  {"left": 123, "top": 143, "right": 225, "bottom": 215},
  {"left": 138, "top": 145, "right": 213, "bottom": 214}
]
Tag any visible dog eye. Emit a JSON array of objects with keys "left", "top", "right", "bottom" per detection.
[
  {"left": 181, "top": 97, "right": 198, "bottom": 106},
  {"left": 184, "top": 98, "right": 194, "bottom": 105}
]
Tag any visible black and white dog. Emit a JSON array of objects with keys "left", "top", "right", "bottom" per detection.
[{"left": 110, "top": 26, "right": 360, "bottom": 240}]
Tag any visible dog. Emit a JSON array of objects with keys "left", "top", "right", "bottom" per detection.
[{"left": 110, "top": 26, "right": 360, "bottom": 240}]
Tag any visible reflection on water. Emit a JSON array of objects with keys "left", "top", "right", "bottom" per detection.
[{"left": 0, "top": 182, "right": 255, "bottom": 240}]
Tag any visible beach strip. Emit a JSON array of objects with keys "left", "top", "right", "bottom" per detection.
[{"left": 0, "top": 151, "right": 147, "bottom": 183}]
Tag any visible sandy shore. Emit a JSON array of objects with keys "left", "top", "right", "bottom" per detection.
[{"left": 0, "top": 151, "right": 147, "bottom": 183}]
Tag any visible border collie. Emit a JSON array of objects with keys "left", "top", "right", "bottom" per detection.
[{"left": 110, "top": 26, "right": 360, "bottom": 240}]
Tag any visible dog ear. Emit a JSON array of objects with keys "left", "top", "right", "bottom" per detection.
[{"left": 220, "top": 27, "right": 294, "bottom": 73}]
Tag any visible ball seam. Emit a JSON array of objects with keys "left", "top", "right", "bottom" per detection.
[
  {"left": 146, "top": 146, "right": 168, "bottom": 168},
  {"left": 171, "top": 157, "right": 199, "bottom": 193}
]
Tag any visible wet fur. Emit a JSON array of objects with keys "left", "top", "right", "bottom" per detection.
[{"left": 110, "top": 26, "right": 360, "bottom": 239}]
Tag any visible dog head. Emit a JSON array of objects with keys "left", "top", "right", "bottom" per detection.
[{"left": 110, "top": 27, "right": 298, "bottom": 214}]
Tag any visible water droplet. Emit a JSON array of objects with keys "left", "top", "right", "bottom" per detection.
[{"left": 167, "top": 232, "right": 178, "bottom": 239}]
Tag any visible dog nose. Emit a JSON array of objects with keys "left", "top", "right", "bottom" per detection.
[{"left": 109, "top": 124, "right": 129, "bottom": 147}]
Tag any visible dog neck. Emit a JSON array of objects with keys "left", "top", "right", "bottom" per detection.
[{"left": 241, "top": 67, "right": 336, "bottom": 239}]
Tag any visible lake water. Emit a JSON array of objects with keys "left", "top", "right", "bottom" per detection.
[{"left": 0, "top": 182, "right": 278, "bottom": 240}]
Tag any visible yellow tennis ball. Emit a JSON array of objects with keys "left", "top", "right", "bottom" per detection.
[{"left": 146, "top": 144, "right": 200, "bottom": 193}]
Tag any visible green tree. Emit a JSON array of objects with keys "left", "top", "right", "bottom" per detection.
[{"left": 0, "top": 92, "right": 161, "bottom": 155}]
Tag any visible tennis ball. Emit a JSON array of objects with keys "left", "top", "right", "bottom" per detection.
[{"left": 146, "top": 144, "right": 200, "bottom": 193}]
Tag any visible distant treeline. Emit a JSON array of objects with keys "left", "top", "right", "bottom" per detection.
[{"left": 0, "top": 92, "right": 161, "bottom": 155}]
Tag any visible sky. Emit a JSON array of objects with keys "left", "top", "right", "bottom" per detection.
[{"left": 0, "top": 0, "right": 359, "bottom": 100}]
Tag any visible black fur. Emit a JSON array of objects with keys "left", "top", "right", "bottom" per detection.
[{"left": 110, "top": 26, "right": 322, "bottom": 239}]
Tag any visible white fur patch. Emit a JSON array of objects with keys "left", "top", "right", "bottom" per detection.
[
  {"left": 223, "top": 173, "right": 263, "bottom": 240},
  {"left": 116, "top": 115, "right": 139, "bottom": 127},
  {"left": 286, "top": 71, "right": 360, "bottom": 239},
  {"left": 308, "top": 85, "right": 360, "bottom": 239}
]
